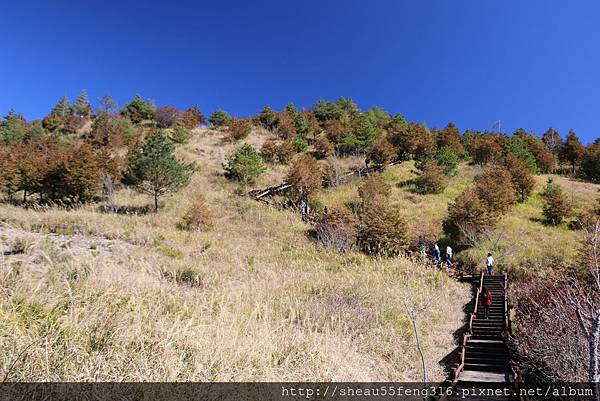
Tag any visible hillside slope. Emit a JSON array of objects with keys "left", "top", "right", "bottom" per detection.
[{"left": 0, "top": 128, "right": 469, "bottom": 381}]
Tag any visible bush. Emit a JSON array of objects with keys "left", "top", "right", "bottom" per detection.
[
  {"left": 542, "top": 180, "right": 571, "bottom": 225},
  {"left": 121, "top": 96, "right": 156, "bottom": 123},
  {"left": 225, "top": 118, "right": 252, "bottom": 142},
  {"left": 474, "top": 165, "right": 517, "bottom": 216},
  {"left": 208, "top": 109, "right": 231, "bottom": 126},
  {"left": 258, "top": 106, "right": 278, "bottom": 129},
  {"left": 415, "top": 146, "right": 459, "bottom": 176},
  {"left": 224, "top": 144, "right": 266, "bottom": 185},
  {"left": 414, "top": 160, "right": 447, "bottom": 194},
  {"left": 292, "top": 136, "right": 308, "bottom": 152},
  {"left": 366, "top": 136, "right": 396, "bottom": 166},
  {"left": 314, "top": 135, "right": 334, "bottom": 159},
  {"left": 358, "top": 199, "right": 408, "bottom": 256},
  {"left": 358, "top": 173, "right": 391, "bottom": 207},
  {"left": 443, "top": 188, "right": 493, "bottom": 241},
  {"left": 180, "top": 106, "right": 205, "bottom": 129},
  {"left": 154, "top": 106, "right": 183, "bottom": 128},
  {"left": 286, "top": 154, "right": 323, "bottom": 200},
  {"left": 180, "top": 198, "right": 215, "bottom": 231},
  {"left": 314, "top": 207, "right": 358, "bottom": 252},
  {"left": 260, "top": 139, "right": 294, "bottom": 164},
  {"left": 169, "top": 123, "right": 190, "bottom": 144}
]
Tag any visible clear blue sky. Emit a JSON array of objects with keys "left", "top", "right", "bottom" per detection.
[{"left": 2, "top": 0, "right": 599, "bottom": 142}]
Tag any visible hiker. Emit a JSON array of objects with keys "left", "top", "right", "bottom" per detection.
[
  {"left": 419, "top": 236, "right": 427, "bottom": 261},
  {"left": 300, "top": 199, "right": 307, "bottom": 217},
  {"left": 481, "top": 286, "right": 492, "bottom": 319},
  {"left": 446, "top": 245, "right": 453, "bottom": 267},
  {"left": 433, "top": 243, "right": 441, "bottom": 263},
  {"left": 486, "top": 252, "right": 494, "bottom": 275}
]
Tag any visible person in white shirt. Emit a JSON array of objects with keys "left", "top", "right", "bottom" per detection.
[
  {"left": 446, "top": 245, "right": 453, "bottom": 267},
  {"left": 486, "top": 252, "right": 494, "bottom": 275}
]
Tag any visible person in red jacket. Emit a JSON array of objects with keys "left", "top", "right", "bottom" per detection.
[{"left": 481, "top": 286, "right": 492, "bottom": 319}]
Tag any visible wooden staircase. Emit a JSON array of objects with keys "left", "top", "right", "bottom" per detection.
[{"left": 444, "top": 273, "right": 520, "bottom": 400}]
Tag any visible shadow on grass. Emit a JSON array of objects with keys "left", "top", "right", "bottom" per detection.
[{"left": 97, "top": 204, "right": 153, "bottom": 215}]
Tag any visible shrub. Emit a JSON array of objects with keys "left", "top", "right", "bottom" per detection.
[
  {"left": 180, "top": 198, "right": 215, "bottom": 231},
  {"left": 443, "top": 188, "right": 493, "bottom": 241},
  {"left": 286, "top": 154, "right": 323, "bottom": 200},
  {"left": 154, "top": 106, "right": 183, "bottom": 128},
  {"left": 366, "top": 136, "right": 396, "bottom": 166},
  {"left": 542, "top": 180, "right": 571, "bottom": 225},
  {"left": 504, "top": 154, "right": 535, "bottom": 202},
  {"left": 224, "top": 143, "right": 265, "bottom": 185},
  {"left": 180, "top": 105, "right": 205, "bottom": 129},
  {"left": 314, "top": 207, "right": 358, "bottom": 252},
  {"left": 121, "top": 95, "right": 156, "bottom": 123},
  {"left": 358, "top": 173, "right": 391, "bottom": 207},
  {"left": 260, "top": 139, "right": 294, "bottom": 164},
  {"left": 169, "top": 123, "right": 190, "bottom": 144},
  {"left": 260, "top": 138, "right": 279, "bottom": 162},
  {"left": 124, "top": 131, "right": 195, "bottom": 212},
  {"left": 225, "top": 118, "right": 252, "bottom": 142},
  {"left": 314, "top": 135, "right": 334, "bottom": 159},
  {"left": 258, "top": 106, "right": 278, "bottom": 129},
  {"left": 474, "top": 165, "right": 517, "bottom": 216},
  {"left": 208, "top": 109, "right": 231, "bottom": 126},
  {"left": 358, "top": 199, "right": 408, "bottom": 255},
  {"left": 322, "top": 157, "right": 345, "bottom": 188},
  {"left": 292, "top": 136, "right": 308, "bottom": 152},
  {"left": 414, "top": 160, "right": 447, "bottom": 194},
  {"left": 275, "top": 110, "right": 297, "bottom": 139}
]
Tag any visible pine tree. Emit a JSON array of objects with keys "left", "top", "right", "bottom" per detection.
[
  {"left": 258, "top": 106, "right": 279, "bottom": 129},
  {"left": 504, "top": 154, "right": 535, "bottom": 202},
  {"left": 542, "top": 180, "right": 571, "bottom": 225},
  {"left": 208, "top": 109, "right": 231, "bottom": 126},
  {"left": 505, "top": 133, "right": 538, "bottom": 173},
  {"left": 72, "top": 90, "right": 92, "bottom": 117},
  {"left": 474, "top": 165, "right": 517, "bottom": 216},
  {"left": 443, "top": 188, "right": 493, "bottom": 240},
  {"left": 562, "top": 130, "right": 585, "bottom": 175},
  {"left": 542, "top": 128, "right": 563, "bottom": 156},
  {"left": 124, "top": 131, "right": 195, "bottom": 212},
  {"left": 354, "top": 114, "right": 377, "bottom": 150},
  {"left": 223, "top": 143, "right": 265, "bottom": 185},
  {"left": 51, "top": 96, "right": 70, "bottom": 117}
]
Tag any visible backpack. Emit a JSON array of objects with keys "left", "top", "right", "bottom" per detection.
[{"left": 482, "top": 291, "right": 489, "bottom": 302}]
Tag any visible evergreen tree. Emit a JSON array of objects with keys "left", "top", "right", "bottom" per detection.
[
  {"left": 208, "top": 109, "right": 231, "bottom": 126},
  {"left": 354, "top": 114, "right": 377, "bottom": 150},
  {"left": 542, "top": 180, "right": 571, "bottom": 225},
  {"left": 542, "top": 128, "right": 563, "bottom": 156},
  {"left": 72, "top": 90, "right": 92, "bottom": 117},
  {"left": 504, "top": 154, "right": 535, "bottom": 202},
  {"left": 121, "top": 95, "right": 156, "bottom": 123},
  {"left": 223, "top": 143, "right": 265, "bottom": 185},
  {"left": 124, "top": 131, "right": 194, "bottom": 212},
  {"left": 258, "top": 106, "right": 279, "bottom": 129},
  {"left": 505, "top": 133, "right": 538, "bottom": 173},
  {"left": 0, "top": 110, "right": 27, "bottom": 144},
  {"left": 562, "top": 130, "right": 585, "bottom": 174},
  {"left": 51, "top": 96, "right": 70, "bottom": 117}
]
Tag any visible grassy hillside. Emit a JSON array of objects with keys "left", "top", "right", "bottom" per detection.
[
  {"left": 0, "top": 128, "right": 469, "bottom": 381},
  {"left": 318, "top": 161, "right": 599, "bottom": 277}
]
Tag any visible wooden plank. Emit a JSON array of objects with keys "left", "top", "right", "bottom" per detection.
[{"left": 459, "top": 370, "right": 509, "bottom": 383}]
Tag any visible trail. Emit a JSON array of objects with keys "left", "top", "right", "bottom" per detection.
[{"left": 443, "top": 273, "right": 522, "bottom": 401}]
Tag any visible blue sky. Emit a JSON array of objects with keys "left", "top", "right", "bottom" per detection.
[{"left": 1, "top": 0, "right": 599, "bottom": 142}]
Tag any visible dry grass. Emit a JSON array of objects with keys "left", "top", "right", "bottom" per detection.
[
  {"left": 0, "top": 129, "right": 469, "bottom": 381},
  {"left": 318, "top": 161, "right": 600, "bottom": 276}
]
